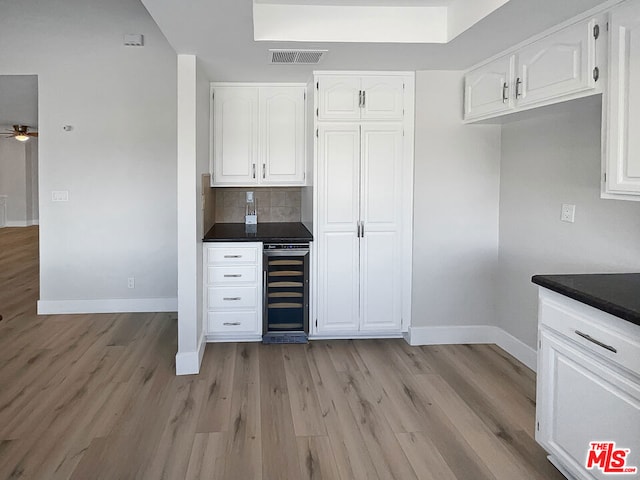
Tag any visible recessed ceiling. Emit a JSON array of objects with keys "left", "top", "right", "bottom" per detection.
[
  {"left": 253, "top": 0, "right": 510, "bottom": 43},
  {"left": 140, "top": 0, "right": 611, "bottom": 82},
  {"left": 0, "top": 75, "right": 38, "bottom": 129}
]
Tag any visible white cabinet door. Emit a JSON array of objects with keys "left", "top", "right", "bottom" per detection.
[
  {"left": 317, "top": 76, "right": 361, "bottom": 121},
  {"left": 464, "top": 55, "right": 515, "bottom": 120},
  {"left": 259, "top": 87, "right": 306, "bottom": 185},
  {"left": 605, "top": 1, "right": 640, "bottom": 197},
  {"left": 360, "top": 76, "right": 405, "bottom": 121},
  {"left": 537, "top": 328, "right": 640, "bottom": 480},
  {"left": 516, "top": 19, "right": 596, "bottom": 108},
  {"left": 359, "top": 124, "right": 403, "bottom": 331},
  {"left": 212, "top": 87, "right": 259, "bottom": 185},
  {"left": 316, "top": 124, "right": 360, "bottom": 332}
]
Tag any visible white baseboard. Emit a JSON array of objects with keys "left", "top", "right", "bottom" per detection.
[
  {"left": 37, "top": 297, "right": 178, "bottom": 314},
  {"left": 4, "top": 220, "right": 38, "bottom": 227},
  {"left": 406, "top": 325, "right": 537, "bottom": 372},
  {"left": 176, "top": 333, "right": 206, "bottom": 375}
]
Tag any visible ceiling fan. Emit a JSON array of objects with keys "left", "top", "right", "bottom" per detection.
[{"left": 0, "top": 125, "right": 38, "bottom": 142}]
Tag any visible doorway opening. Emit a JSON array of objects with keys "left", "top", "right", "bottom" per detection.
[{"left": 0, "top": 74, "right": 39, "bottom": 321}]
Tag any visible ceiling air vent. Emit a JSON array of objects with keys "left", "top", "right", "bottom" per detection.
[{"left": 269, "top": 49, "right": 327, "bottom": 65}]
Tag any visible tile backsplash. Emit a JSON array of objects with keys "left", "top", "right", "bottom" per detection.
[{"left": 214, "top": 187, "right": 302, "bottom": 223}]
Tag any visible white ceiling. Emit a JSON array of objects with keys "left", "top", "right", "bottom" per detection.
[
  {"left": 254, "top": 0, "right": 454, "bottom": 5},
  {"left": 0, "top": 75, "right": 38, "bottom": 129},
  {"left": 141, "top": 0, "right": 609, "bottom": 82}
]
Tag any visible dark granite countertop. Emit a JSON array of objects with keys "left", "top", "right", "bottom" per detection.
[
  {"left": 532, "top": 273, "right": 640, "bottom": 327},
  {"left": 204, "top": 222, "right": 313, "bottom": 243}
]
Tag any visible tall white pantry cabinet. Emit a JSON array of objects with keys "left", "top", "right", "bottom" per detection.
[{"left": 312, "top": 72, "right": 415, "bottom": 337}]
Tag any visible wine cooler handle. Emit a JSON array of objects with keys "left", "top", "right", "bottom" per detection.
[{"left": 263, "top": 269, "right": 268, "bottom": 322}]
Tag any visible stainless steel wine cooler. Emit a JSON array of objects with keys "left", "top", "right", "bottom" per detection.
[{"left": 262, "top": 243, "right": 310, "bottom": 344}]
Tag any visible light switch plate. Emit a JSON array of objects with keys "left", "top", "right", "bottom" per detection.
[{"left": 561, "top": 204, "right": 576, "bottom": 223}]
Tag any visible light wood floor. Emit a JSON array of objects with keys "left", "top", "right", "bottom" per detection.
[{"left": 0, "top": 226, "right": 562, "bottom": 480}]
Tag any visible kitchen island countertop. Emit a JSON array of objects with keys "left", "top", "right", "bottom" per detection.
[
  {"left": 203, "top": 222, "right": 313, "bottom": 243},
  {"left": 532, "top": 273, "right": 640, "bottom": 327}
]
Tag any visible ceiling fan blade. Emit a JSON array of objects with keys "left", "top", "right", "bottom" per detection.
[{"left": 28, "top": 132, "right": 39, "bottom": 137}]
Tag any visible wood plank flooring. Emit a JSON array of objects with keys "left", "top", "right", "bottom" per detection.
[{"left": 0, "top": 226, "right": 563, "bottom": 479}]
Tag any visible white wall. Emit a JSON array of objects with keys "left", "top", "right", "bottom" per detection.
[
  {"left": 412, "top": 71, "right": 502, "bottom": 329},
  {"left": 496, "top": 96, "right": 640, "bottom": 348},
  {"left": 176, "top": 55, "right": 210, "bottom": 375},
  {"left": 0, "top": 0, "right": 178, "bottom": 312}
]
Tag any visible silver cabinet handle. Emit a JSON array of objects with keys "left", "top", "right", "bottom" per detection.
[
  {"left": 515, "top": 78, "right": 522, "bottom": 98},
  {"left": 223, "top": 297, "right": 241, "bottom": 301},
  {"left": 263, "top": 164, "right": 266, "bottom": 179},
  {"left": 502, "top": 82, "right": 509, "bottom": 103},
  {"left": 358, "top": 90, "right": 363, "bottom": 108},
  {"left": 223, "top": 274, "right": 241, "bottom": 278},
  {"left": 252, "top": 164, "right": 256, "bottom": 179},
  {"left": 224, "top": 255, "right": 241, "bottom": 258},
  {"left": 223, "top": 322, "right": 241, "bottom": 326},
  {"left": 356, "top": 223, "right": 360, "bottom": 238},
  {"left": 362, "top": 90, "right": 365, "bottom": 107},
  {"left": 361, "top": 221, "right": 364, "bottom": 237},
  {"left": 574, "top": 330, "right": 617, "bottom": 354}
]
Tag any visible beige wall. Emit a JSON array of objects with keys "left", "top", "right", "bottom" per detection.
[
  {"left": 411, "top": 71, "right": 502, "bottom": 328},
  {"left": 496, "top": 96, "right": 640, "bottom": 347}
]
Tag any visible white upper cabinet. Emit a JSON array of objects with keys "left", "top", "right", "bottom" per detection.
[
  {"left": 260, "top": 87, "right": 306, "bottom": 185},
  {"left": 213, "top": 87, "right": 259, "bottom": 185},
  {"left": 516, "top": 19, "right": 596, "bottom": 108},
  {"left": 317, "top": 75, "right": 405, "bottom": 121},
  {"left": 211, "top": 84, "right": 306, "bottom": 187},
  {"left": 464, "top": 16, "right": 601, "bottom": 122},
  {"left": 464, "top": 55, "right": 515, "bottom": 119},
  {"left": 604, "top": 0, "right": 640, "bottom": 199}
]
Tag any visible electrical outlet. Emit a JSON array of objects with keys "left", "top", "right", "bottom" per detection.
[
  {"left": 561, "top": 204, "right": 576, "bottom": 223},
  {"left": 52, "top": 191, "right": 69, "bottom": 202},
  {"left": 246, "top": 191, "right": 254, "bottom": 202},
  {"left": 127, "top": 277, "right": 135, "bottom": 289}
]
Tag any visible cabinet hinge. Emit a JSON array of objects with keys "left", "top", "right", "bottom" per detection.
[
  {"left": 593, "top": 24, "right": 600, "bottom": 40},
  {"left": 593, "top": 66, "right": 600, "bottom": 82}
]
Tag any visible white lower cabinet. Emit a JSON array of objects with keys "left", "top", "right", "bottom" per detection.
[
  {"left": 536, "top": 290, "right": 640, "bottom": 479},
  {"left": 204, "top": 242, "right": 262, "bottom": 341}
]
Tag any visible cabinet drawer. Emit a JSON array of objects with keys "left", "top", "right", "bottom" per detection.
[
  {"left": 207, "top": 246, "right": 258, "bottom": 265},
  {"left": 208, "top": 266, "right": 258, "bottom": 285},
  {"left": 540, "top": 294, "right": 640, "bottom": 375},
  {"left": 208, "top": 311, "right": 259, "bottom": 333},
  {"left": 209, "top": 286, "right": 258, "bottom": 309}
]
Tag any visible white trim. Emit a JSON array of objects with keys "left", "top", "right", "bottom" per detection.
[
  {"left": 37, "top": 297, "right": 178, "bottom": 314},
  {"left": 406, "top": 325, "right": 537, "bottom": 372},
  {"left": 310, "top": 332, "right": 404, "bottom": 340},
  {"left": 4, "top": 220, "right": 39, "bottom": 227},
  {"left": 314, "top": 70, "right": 415, "bottom": 76},
  {"left": 175, "top": 332, "right": 206, "bottom": 375}
]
